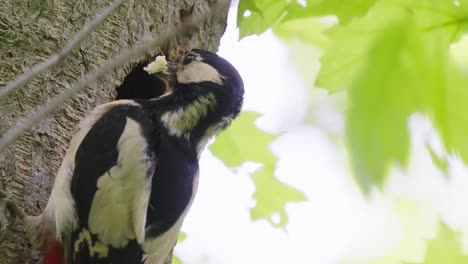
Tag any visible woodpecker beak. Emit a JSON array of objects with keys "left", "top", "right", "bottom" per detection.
[{"left": 166, "top": 61, "right": 178, "bottom": 73}]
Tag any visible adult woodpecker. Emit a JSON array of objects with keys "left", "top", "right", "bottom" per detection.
[{"left": 27, "top": 49, "right": 244, "bottom": 264}]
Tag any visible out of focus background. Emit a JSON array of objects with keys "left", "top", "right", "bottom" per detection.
[
  {"left": 2, "top": 0, "right": 468, "bottom": 263},
  {"left": 177, "top": 1, "right": 468, "bottom": 263}
]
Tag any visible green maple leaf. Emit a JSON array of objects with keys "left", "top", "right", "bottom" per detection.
[
  {"left": 309, "top": 0, "right": 468, "bottom": 191},
  {"left": 284, "top": 0, "right": 377, "bottom": 25},
  {"left": 210, "top": 112, "right": 306, "bottom": 227},
  {"left": 316, "top": 0, "right": 408, "bottom": 92},
  {"left": 346, "top": 14, "right": 420, "bottom": 189},
  {"left": 317, "top": 0, "right": 468, "bottom": 92},
  {"left": 237, "top": 0, "right": 378, "bottom": 39},
  {"left": 423, "top": 224, "right": 468, "bottom": 264},
  {"left": 237, "top": 0, "right": 291, "bottom": 39}
]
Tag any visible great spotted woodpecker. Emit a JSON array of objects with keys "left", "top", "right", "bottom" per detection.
[{"left": 28, "top": 49, "right": 244, "bottom": 264}]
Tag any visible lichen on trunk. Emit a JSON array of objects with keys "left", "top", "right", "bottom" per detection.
[{"left": 0, "top": 0, "right": 230, "bottom": 263}]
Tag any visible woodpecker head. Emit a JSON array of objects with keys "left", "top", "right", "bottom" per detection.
[
  {"left": 154, "top": 49, "right": 244, "bottom": 142},
  {"left": 175, "top": 49, "right": 244, "bottom": 118}
]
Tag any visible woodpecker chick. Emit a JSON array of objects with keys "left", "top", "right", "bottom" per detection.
[{"left": 30, "top": 49, "right": 244, "bottom": 264}]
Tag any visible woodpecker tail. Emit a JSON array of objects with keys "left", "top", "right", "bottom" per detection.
[
  {"left": 43, "top": 237, "right": 66, "bottom": 264},
  {"left": 25, "top": 215, "right": 67, "bottom": 264}
]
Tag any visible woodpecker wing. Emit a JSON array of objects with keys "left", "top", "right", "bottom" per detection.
[{"left": 69, "top": 101, "right": 157, "bottom": 263}]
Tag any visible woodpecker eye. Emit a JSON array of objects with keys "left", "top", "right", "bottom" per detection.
[{"left": 182, "top": 54, "right": 197, "bottom": 65}]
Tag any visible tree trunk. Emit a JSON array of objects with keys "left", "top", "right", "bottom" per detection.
[{"left": 0, "top": 0, "right": 230, "bottom": 263}]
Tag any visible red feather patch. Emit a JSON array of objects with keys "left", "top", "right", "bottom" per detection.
[{"left": 43, "top": 236, "right": 66, "bottom": 264}]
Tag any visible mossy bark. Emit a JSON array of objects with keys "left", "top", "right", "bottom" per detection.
[{"left": 0, "top": 0, "right": 230, "bottom": 263}]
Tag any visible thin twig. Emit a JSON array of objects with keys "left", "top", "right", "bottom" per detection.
[
  {"left": 0, "top": 0, "right": 126, "bottom": 99},
  {"left": 0, "top": 3, "right": 223, "bottom": 152}
]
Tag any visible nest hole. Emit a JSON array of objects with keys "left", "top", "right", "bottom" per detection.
[{"left": 115, "top": 61, "right": 167, "bottom": 100}]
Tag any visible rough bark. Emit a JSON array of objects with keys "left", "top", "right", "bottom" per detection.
[{"left": 0, "top": 0, "right": 230, "bottom": 263}]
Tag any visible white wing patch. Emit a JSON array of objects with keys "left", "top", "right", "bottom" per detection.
[
  {"left": 73, "top": 228, "right": 109, "bottom": 257},
  {"left": 42, "top": 100, "right": 140, "bottom": 240},
  {"left": 88, "top": 117, "right": 152, "bottom": 248},
  {"left": 177, "top": 61, "right": 224, "bottom": 85}
]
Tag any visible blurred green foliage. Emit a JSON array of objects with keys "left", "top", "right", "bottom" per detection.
[
  {"left": 236, "top": 0, "right": 468, "bottom": 193},
  {"left": 172, "top": 232, "right": 187, "bottom": 264},
  {"left": 215, "top": 0, "right": 468, "bottom": 262},
  {"left": 210, "top": 112, "right": 306, "bottom": 227},
  {"left": 423, "top": 224, "right": 468, "bottom": 264}
]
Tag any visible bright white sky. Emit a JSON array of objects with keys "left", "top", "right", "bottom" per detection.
[{"left": 175, "top": 5, "right": 468, "bottom": 264}]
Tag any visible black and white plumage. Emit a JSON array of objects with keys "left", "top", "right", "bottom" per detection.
[{"left": 34, "top": 49, "right": 244, "bottom": 264}]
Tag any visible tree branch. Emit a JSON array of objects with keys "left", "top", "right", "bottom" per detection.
[{"left": 0, "top": 0, "right": 126, "bottom": 99}]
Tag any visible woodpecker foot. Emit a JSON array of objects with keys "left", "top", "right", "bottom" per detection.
[{"left": 0, "top": 190, "right": 26, "bottom": 243}]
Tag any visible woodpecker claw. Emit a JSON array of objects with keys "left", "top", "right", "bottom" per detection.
[{"left": 0, "top": 190, "right": 26, "bottom": 244}]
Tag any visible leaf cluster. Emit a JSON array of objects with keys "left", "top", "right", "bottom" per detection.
[
  {"left": 237, "top": 0, "right": 468, "bottom": 192},
  {"left": 213, "top": 0, "right": 468, "bottom": 261}
]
